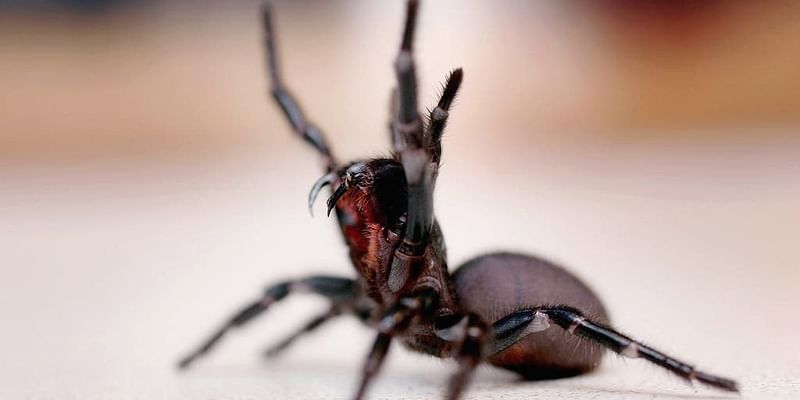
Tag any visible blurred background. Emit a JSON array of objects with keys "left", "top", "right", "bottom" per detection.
[{"left": 1, "top": 1, "right": 798, "bottom": 399}]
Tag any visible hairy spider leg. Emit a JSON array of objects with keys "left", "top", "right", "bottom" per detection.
[
  {"left": 353, "top": 290, "right": 439, "bottom": 400},
  {"left": 262, "top": 3, "right": 337, "bottom": 172},
  {"left": 388, "top": 1, "right": 465, "bottom": 292},
  {"left": 262, "top": 306, "right": 341, "bottom": 358},
  {"left": 352, "top": 295, "right": 488, "bottom": 400},
  {"left": 391, "top": 0, "right": 433, "bottom": 250},
  {"left": 442, "top": 313, "right": 488, "bottom": 400},
  {"left": 390, "top": 0, "right": 422, "bottom": 155},
  {"left": 177, "top": 276, "right": 356, "bottom": 369},
  {"left": 489, "top": 307, "right": 739, "bottom": 392},
  {"left": 427, "top": 68, "right": 463, "bottom": 164}
]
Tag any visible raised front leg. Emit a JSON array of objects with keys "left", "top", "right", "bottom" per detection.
[
  {"left": 177, "top": 275, "right": 356, "bottom": 369},
  {"left": 387, "top": 0, "right": 464, "bottom": 268},
  {"left": 262, "top": 3, "right": 337, "bottom": 171}
]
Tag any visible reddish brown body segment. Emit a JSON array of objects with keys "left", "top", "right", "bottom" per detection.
[
  {"left": 329, "top": 159, "right": 408, "bottom": 305},
  {"left": 453, "top": 253, "right": 608, "bottom": 379}
]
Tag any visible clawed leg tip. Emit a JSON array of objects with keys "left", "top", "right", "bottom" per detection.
[
  {"left": 718, "top": 381, "right": 740, "bottom": 393},
  {"left": 707, "top": 382, "right": 740, "bottom": 394},
  {"left": 176, "top": 358, "right": 193, "bottom": 371},
  {"left": 262, "top": 349, "right": 281, "bottom": 359},
  {"left": 693, "top": 372, "right": 740, "bottom": 393}
]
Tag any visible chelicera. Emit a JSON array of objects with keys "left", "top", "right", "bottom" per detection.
[{"left": 177, "top": 2, "right": 739, "bottom": 398}]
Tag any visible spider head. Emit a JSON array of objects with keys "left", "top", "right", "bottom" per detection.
[{"left": 308, "top": 158, "right": 408, "bottom": 228}]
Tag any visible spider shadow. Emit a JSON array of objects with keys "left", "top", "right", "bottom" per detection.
[
  {"left": 500, "top": 370, "right": 741, "bottom": 400},
  {"left": 561, "top": 383, "right": 740, "bottom": 400},
  {"left": 182, "top": 358, "right": 739, "bottom": 399}
]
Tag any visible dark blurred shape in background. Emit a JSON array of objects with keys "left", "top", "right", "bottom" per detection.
[
  {"left": 1, "top": 0, "right": 798, "bottom": 162},
  {"left": 1, "top": 0, "right": 132, "bottom": 13}
]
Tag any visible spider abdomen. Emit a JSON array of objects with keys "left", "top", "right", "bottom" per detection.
[{"left": 452, "top": 252, "right": 608, "bottom": 379}]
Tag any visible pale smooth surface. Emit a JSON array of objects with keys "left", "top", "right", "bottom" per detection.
[{"left": 3, "top": 137, "right": 799, "bottom": 399}]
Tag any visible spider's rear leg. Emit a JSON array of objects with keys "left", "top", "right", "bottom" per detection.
[
  {"left": 452, "top": 252, "right": 738, "bottom": 392},
  {"left": 177, "top": 275, "right": 357, "bottom": 370},
  {"left": 543, "top": 307, "right": 738, "bottom": 391},
  {"left": 486, "top": 306, "right": 738, "bottom": 391}
]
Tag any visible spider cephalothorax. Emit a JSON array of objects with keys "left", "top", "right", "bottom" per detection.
[{"left": 177, "top": 2, "right": 739, "bottom": 399}]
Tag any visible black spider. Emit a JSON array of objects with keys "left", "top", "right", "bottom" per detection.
[{"left": 177, "top": 2, "right": 739, "bottom": 399}]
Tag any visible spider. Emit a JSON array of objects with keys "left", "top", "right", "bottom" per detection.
[{"left": 177, "top": 1, "right": 739, "bottom": 399}]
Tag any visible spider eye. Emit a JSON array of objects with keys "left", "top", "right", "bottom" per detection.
[{"left": 346, "top": 162, "right": 367, "bottom": 176}]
